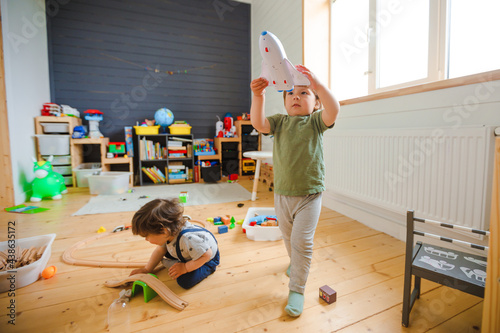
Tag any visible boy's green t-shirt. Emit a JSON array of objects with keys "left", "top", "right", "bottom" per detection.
[{"left": 265, "top": 111, "right": 334, "bottom": 196}]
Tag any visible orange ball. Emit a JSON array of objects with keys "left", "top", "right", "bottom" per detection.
[{"left": 42, "top": 265, "right": 57, "bottom": 279}]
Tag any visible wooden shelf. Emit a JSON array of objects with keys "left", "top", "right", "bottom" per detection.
[
  {"left": 71, "top": 137, "right": 134, "bottom": 186},
  {"left": 136, "top": 134, "right": 194, "bottom": 186}
]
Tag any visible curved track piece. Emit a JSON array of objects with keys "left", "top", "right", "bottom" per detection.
[
  {"left": 62, "top": 232, "right": 149, "bottom": 268},
  {"left": 104, "top": 274, "right": 188, "bottom": 310},
  {"left": 61, "top": 219, "right": 209, "bottom": 268}
]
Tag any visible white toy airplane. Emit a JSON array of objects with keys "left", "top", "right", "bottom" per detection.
[{"left": 259, "top": 31, "right": 310, "bottom": 92}]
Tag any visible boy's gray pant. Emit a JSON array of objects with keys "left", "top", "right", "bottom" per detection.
[{"left": 275, "top": 192, "right": 322, "bottom": 294}]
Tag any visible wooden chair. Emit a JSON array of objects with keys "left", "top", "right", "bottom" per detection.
[{"left": 402, "top": 210, "right": 489, "bottom": 327}]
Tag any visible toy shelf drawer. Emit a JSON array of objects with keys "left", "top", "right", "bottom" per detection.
[
  {"left": 53, "top": 165, "right": 72, "bottom": 175},
  {"left": 221, "top": 151, "right": 238, "bottom": 160},
  {"left": 40, "top": 122, "right": 69, "bottom": 134}
]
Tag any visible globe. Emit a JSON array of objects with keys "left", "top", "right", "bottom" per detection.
[{"left": 154, "top": 108, "right": 174, "bottom": 132}]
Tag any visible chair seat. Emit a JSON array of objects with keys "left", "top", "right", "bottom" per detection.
[{"left": 412, "top": 242, "right": 487, "bottom": 297}]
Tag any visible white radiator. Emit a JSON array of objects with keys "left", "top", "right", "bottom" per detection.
[{"left": 324, "top": 126, "right": 494, "bottom": 230}]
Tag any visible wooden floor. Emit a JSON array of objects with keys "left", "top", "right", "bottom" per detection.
[{"left": 0, "top": 179, "right": 483, "bottom": 332}]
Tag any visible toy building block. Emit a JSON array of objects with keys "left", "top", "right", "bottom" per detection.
[
  {"left": 218, "top": 225, "right": 228, "bottom": 234},
  {"left": 179, "top": 191, "right": 188, "bottom": 203},
  {"left": 132, "top": 273, "right": 159, "bottom": 303},
  {"left": 319, "top": 285, "right": 337, "bottom": 304},
  {"left": 221, "top": 216, "right": 231, "bottom": 225}
]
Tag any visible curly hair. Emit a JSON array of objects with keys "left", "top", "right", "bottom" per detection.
[{"left": 131, "top": 198, "right": 185, "bottom": 237}]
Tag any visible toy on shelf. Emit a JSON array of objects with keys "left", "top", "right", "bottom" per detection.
[
  {"left": 154, "top": 107, "right": 174, "bottom": 133},
  {"left": 108, "top": 142, "right": 126, "bottom": 157},
  {"left": 124, "top": 127, "right": 134, "bottom": 157},
  {"left": 72, "top": 125, "right": 86, "bottom": 139},
  {"left": 216, "top": 113, "right": 236, "bottom": 138},
  {"left": 30, "top": 156, "right": 68, "bottom": 202},
  {"left": 215, "top": 116, "right": 224, "bottom": 137},
  {"left": 194, "top": 138, "right": 215, "bottom": 156},
  {"left": 169, "top": 121, "right": 192, "bottom": 135},
  {"left": 60, "top": 104, "right": 80, "bottom": 117},
  {"left": 84, "top": 109, "right": 104, "bottom": 138},
  {"left": 41, "top": 103, "right": 61, "bottom": 116},
  {"left": 259, "top": 31, "right": 310, "bottom": 92},
  {"left": 225, "top": 113, "right": 237, "bottom": 137}
]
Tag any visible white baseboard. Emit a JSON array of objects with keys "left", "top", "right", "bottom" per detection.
[{"left": 322, "top": 190, "right": 407, "bottom": 242}]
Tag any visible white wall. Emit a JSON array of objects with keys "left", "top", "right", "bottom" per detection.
[
  {"left": 2, "top": 0, "right": 51, "bottom": 204},
  {"left": 251, "top": 0, "right": 303, "bottom": 154},
  {"left": 323, "top": 80, "right": 500, "bottom": 241}
]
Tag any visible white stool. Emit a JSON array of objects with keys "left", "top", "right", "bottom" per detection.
[{"left": 243, "top": 151, "right": 273, "bottom": 201}]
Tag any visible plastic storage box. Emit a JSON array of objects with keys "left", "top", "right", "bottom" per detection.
[
  {"left": 53, "top": 165, "right": 72, "bottom": 175},
  {"left": 40, "top": 122, "right": 69, "bottom": 134},
  {"left": 169, "top": 123, "right": 192, "bottom": 135},
  {"left": 0, "top": 233, "right": 56, "bottom": 292},
  {"left": 36, "top": 135, "right": 70, "bottom": 155},
  {"left": 134, "top": 125, "right": 160, "bottom": 135},
  {"left": 42, "top": 155, "right": 71, "bottom": 165},
  {"left": 242, "top": 207, "right": 282, "bottom": 241},
  {"left": 73, "top": 163, "right": 102, "bottom": 187},
  {"left": 88, "top": 172, "right": 131, "bottom": 195}
]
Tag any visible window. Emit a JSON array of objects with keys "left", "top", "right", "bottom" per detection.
[{"left": 331, "top": 0, "right": 500, "bottom": 100}]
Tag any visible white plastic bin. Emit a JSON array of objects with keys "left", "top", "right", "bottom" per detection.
[
  {"left": 40, "top": 122, "right": 69, "bottom": 134},
  {"left": 73, "top": 163, "right": 102, "bottom": 187},
  {"left": 53, "top": 165, "right": 72, "bottom": 175},
  {"left": 0, "top": 234, "right": 56, "bottom": 292},
  {"left": 88, "top": 172, "right": 131, "bottom": 195},
  {"left": 36, "top": 135, "right": 70, "bottom": 155},
  {"left": 242, "top": 207, "right": 282, "bottom": 241},
  {"left": 42, "top": 155, "right": 71, "bottom": 165}
]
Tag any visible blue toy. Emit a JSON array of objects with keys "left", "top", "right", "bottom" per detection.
[
  {"left": 218, "top": 225, "right": 228, "bottom": 234},
  {"left": 30, "top": 156, "right": 67, "bottom": 202},
  {"left": 72, "top": 125, "right": 86, "bottom": 139},
  {"left": 249, "top": 215, "right": 277, "bottom": 225}
]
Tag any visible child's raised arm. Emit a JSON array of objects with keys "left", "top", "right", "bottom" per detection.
[
  {"left": 250, "top": 78, "right": 271, "bottom": 134},
  {"left": 296, "top": 65, "right": 340, "bottom": 127},
  {"left": 130, "top": 245, "right": 167, "bottom": 276}
]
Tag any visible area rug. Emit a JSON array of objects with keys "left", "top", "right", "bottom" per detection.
[{"left": 72, "top": 183, "right": 252, "bottom": 216}]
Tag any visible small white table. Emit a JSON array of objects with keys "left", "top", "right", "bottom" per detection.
[{"left": 243, "top": 151, "right": 273, "bottom": 201}]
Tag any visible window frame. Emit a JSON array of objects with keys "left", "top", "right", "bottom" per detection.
[{"left": 329, "top": 0, "right": 500, "bottom": 104}]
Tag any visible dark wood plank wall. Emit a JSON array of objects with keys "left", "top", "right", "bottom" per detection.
[{"left": 47, "top": 0, "right": 250, "bottom": 141}]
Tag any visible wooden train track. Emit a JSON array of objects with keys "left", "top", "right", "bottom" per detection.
[
  {"left": 61, "top": 218, "right": 208, "bottom": 268},
  {"left": 104, "top": 274, "right": 188, "bottom": 311}
]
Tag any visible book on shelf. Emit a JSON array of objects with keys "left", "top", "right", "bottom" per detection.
[
  {"left": 168, "top": 140, "right": 183, "bottom": 147},
  {"left": 142, "top": 166, "right": 166, "bottom": 183},
  {"left": 140, "top": 138, "right": 166, "bottom": 160},
  {"left": 170, "top": 136, "right": 192, "bottom": 142},
  {"left": 169, "top": 173, "right": 187, "bottom": 180}
]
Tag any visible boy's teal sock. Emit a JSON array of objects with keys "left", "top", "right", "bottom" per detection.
[
  {"left": 285, "top": 290, "right": 304, "bottom": 317},
  {"left": 286, "top": 264, "right": 291, "bottom": 277}
]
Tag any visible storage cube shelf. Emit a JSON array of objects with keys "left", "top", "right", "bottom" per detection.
[
  {"left": 35, "top": 116, "right": 82, "bottom": 187},
  {"left": 136, "top": 134, "right": 194, "bottom": 185}
]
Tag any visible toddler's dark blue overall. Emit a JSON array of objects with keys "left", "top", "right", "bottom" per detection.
[{"left": 164, "top": 228, "right": 220, "bottom": 289}]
